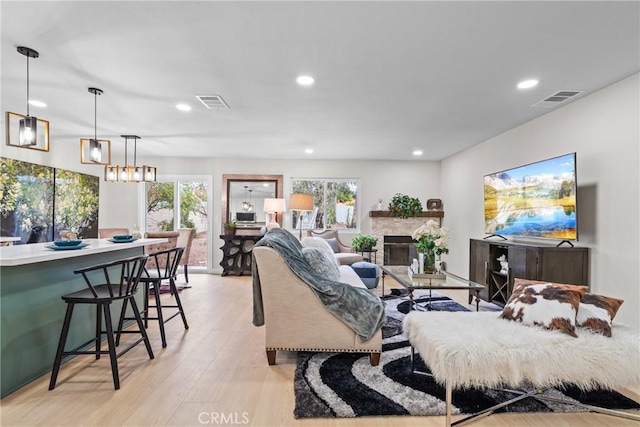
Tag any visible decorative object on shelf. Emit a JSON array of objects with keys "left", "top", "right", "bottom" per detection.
[
  {"left": 80, "top": 87, "right": 110, "bottom": 165},
  {"left": 412, "top": 219, "right": 449, "bottom": 273},
  {"left": 435, "top": 259, "right": 445, "bottom": 274},
  {"left": 426, "top": 198, "right": 442, "bottom": 211},
  {"left": 104, "top": 135, "right": 156, "bottom": 182},
  {"left": 377, "top": 198, "right": 383, "bottom": 210},
  {"left": 497, "top": 254, "right": 509, "bottom": 275},
  {"left": 351, "top": 234, "right": 378, "bottom": 252},
  {"left": 289, "top": 193, "right": 314, "bottom": 239},
  {"left": 263, "top": 198, "right": 286, "bottom": 230},
  {"left": 223, "top": 220, "right": 236, "bottom": 235},
  {"left": 388, "top": 193, "right": 422, "bottom": 218}
]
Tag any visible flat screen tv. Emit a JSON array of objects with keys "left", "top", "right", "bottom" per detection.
[{"left": 484, "top": 153, "right": 577, "bottom": 241}]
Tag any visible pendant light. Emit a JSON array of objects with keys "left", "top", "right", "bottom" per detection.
[
  {"left": 80, "top": 87, "right": 111, "bottom": 164},
  {"left": 242, "top": 186, "right": 250, "bottom": 211},
  {"left": 17, "top": 46, "right": 40, "bottom": 147},
  {"left": 104, "top": 135, "right": 157, "bottom": 183}
]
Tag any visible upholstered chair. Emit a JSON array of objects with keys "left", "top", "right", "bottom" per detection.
[
  {"left": 99, "top": 228, "right": 130, "bottom": 238},
  {"left": 176, "top": 228, "right": 195, "bottom": 282},
  {"left": 308, "top": 230, "right": 363, "bottom": 265},
  {"left": 144, "top": 231, "right": 180, "bottom": 270}
]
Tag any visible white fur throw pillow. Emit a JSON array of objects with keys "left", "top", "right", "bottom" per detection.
[{"left": 302, "top": 247, "right": 341, "bottom": 281}]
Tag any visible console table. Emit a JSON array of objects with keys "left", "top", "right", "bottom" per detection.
[
  {"left": 469, "top": 238, "right": 589, "bottom": 305},
  {"left": 219, "top": 234, "right": 262, "bottom": 276}
]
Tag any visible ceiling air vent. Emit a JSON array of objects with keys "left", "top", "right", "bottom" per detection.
[
  {"left": 196, "top": 95, "right": 229, "bottom": 110},
  {"left": 531, "top": 90, "right": 585, "bottom": 108}
]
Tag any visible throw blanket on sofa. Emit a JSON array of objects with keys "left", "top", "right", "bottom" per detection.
[{"left": 252, "top": 228, "right": 386, "bottom": 342}]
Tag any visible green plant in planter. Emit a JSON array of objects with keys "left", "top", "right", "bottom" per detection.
[
  {"left": 352, "top": 234, "right": 378, "bottom": 251},
  {"left": 224, "top": 220, "right": 236, "bottom": 228},
  {"left": 388, "top": 193, "right": 423, "bottom": 218}
]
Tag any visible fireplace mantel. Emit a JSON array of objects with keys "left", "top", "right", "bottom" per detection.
[{"left": 369, "top": 210, "right": 444, "bottom": 218}]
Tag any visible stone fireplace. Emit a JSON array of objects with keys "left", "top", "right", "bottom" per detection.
[{"left": 369, "top": 210, "right": 443, "bottom": 265}]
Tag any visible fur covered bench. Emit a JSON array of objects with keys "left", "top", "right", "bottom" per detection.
[{"left": 403, "top": 311, "right": 640, "bottom": 427}]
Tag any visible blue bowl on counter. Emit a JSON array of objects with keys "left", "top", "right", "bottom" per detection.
[
  {"left": 112, "top": 235, "right": 133, "bottom": 241},
  {"left": 53, "top": 239, "right": 83, "bottom": 247}
]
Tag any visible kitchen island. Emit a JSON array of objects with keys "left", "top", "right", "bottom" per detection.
[{"left": 0, "top": 238, "right": 165, "bottom": 397}]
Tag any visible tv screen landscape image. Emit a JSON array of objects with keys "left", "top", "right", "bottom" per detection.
[{"left": 484, "top": 153, "right": 577, "bottom": 240}]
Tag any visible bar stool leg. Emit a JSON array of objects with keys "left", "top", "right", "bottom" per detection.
[
  {"left": 115, "top": 299, "right": 128, "bottom": 347},
  {"left": 129, "top": 297, "right": 154, "bottom": 359},
  {"left": 96, "top": 303, "right": 102, "bottom": 359},
  {"left": 143, "top": 282, "right": 150, "bottom": 328},
  {"left": 49, "top": 303, "right": 75, "bottom": 390},
  {"left": 102, "top": 302, "right": 120, "bottom": 390},
  {"left": 151, "top": 280, "right": 167, "bottom": 348},
  {"left": 169, "top": 277, "right": 189, "bottom": 330}
]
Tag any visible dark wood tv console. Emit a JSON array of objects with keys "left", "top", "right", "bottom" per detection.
[{"left": 469, "top": 238, "right": 589, "bottom": 306}]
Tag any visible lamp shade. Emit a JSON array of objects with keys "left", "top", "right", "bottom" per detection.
[
  {"left": 263, "top": 198, "right": 286, "bottom": 213},
  {"left": 289, "top": 193, "right": 314, "bottom": 211}
]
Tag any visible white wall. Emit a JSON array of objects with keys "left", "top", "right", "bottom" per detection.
[{"left": 441, "top": 74, "right": 640, "bottom": 328}]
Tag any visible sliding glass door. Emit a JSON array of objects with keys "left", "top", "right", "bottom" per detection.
[{"left": 144, "top": 177, "right": 211, "bottom": 270}]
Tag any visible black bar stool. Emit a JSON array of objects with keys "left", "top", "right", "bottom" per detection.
[
  {"left": 49, "top": 254, "right": 153, "bottom": 391},
  {"left": 117, "top": 247, "right": 188, "bottom": 348}
]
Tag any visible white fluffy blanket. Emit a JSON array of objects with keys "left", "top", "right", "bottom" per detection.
[{"left": 403, "top": 311, "right": 640, "bottom": 390}]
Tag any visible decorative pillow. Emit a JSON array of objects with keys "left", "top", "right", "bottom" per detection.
[
  {"left": 576, "top": 293, "right": 624, "bottom": 337},
  {"left": 325, "top": 238, "right": 341, "bottom": 253},
  {"left": 301, "top": 237, "right": 334, "bottom": 254},
  {"left": 500, "top": 278, "right": 587, "bottom": 337},
  {"left": 302, "top": 247, "right": 341, "bottom": 281}
]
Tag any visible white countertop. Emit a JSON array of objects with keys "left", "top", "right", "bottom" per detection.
[
  {"left": 0, "top": 238, "right": 166, "bottom": 267},
  {"left": 0, "top": 236, "right": 22, "bottom": 243}
]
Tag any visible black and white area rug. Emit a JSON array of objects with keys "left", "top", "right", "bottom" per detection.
[{"left": 293, "top": 290, "right": 640, "bottom": 418}]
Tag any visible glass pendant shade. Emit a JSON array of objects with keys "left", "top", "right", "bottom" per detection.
[
  {"left": 143, "top": 166, "right": 157, "bottom": 182},
  {"left": 89, "top": 139, "right": 101, "bottom": 162},
  {"left": 104, "top": 165, "right": 118, "bottom": 182},
  {"left": 19, "top": 116, "right": 38, "bottom": 146}
]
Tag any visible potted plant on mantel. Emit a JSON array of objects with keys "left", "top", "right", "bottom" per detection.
[
  {"left": 223, "top": 220, "right": 236, "bottom": 235},
  {"left": 388, "top": 193, "right": 423, "bottom": 218},
  {"left": 352, "top": 234, "right": 378, "bottom": 252}
]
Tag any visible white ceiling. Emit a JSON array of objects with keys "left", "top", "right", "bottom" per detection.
[{"left": 1, "top": 1, "right": 638, "bottom": 161}]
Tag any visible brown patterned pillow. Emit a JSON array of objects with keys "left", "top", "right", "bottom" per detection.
[
  {"left": 576, "top": 293, "right": 624, "bottom": 337},
  {"left": 500, "top": 278, "right": 587, "bottom": 337}
]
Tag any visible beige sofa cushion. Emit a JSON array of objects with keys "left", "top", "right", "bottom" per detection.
[{"left": 335, "top": 252, "right": 364, "bottom": 265}]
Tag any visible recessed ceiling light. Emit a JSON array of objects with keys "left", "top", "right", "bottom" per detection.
[
  {"left": 28, "top": 100, "right": 47, "bottom": 108},
  {"left": 413, "top": 150, "right": 423, "bottom": 156},
  {"left": 305, "top": 148, "right": 314, "bottom": 154},
  {"left": 176, "top": 103, "right": 192, "bottom": 111},
  {"left": 296, "top": 75, "right": 315, "bottom": 86},
  {"left": 517, "top": 79, "right": 539, "bottom": 89}
]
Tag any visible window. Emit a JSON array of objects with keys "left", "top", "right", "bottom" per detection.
[{"left": 291, "top": 178, "right": 359, "bottom": 231}]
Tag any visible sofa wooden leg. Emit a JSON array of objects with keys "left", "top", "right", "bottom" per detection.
[
  {"left": 369, "top": 352, "right": 380, "bottom": 366},
  {"left": 266, "top": 350, "right": 276, "bottom": 365}
]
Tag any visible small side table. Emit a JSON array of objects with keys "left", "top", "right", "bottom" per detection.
[{"left": 357, "top": 248, "right": 378, "bottom": 264}]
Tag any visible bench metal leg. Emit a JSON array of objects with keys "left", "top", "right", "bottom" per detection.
[{"left": 444, "top": 382, "right": 640, "bottom": 427}]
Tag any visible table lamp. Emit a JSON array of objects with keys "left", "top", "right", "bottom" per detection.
[
  {"left": 263, "top": 198, "right": 286, "bottom": 230},
  {"left": 289, "top": 193, "right": 314, "bottom": 239}
]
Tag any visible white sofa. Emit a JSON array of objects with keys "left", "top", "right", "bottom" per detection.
[{"left": 253, "top": 245, "right": 382, "bottom": 366}]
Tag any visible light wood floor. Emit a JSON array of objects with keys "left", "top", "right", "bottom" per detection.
[{"left": 1, "top": 274, "right": 638, "bottom": 426}]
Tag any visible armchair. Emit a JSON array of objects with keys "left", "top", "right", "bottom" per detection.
[
  {"left": 176, "top": 228, "right": 195, "bottom": 282},
  {"left": 308, "top": 230, "right": 363, "bottom": 265}
]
